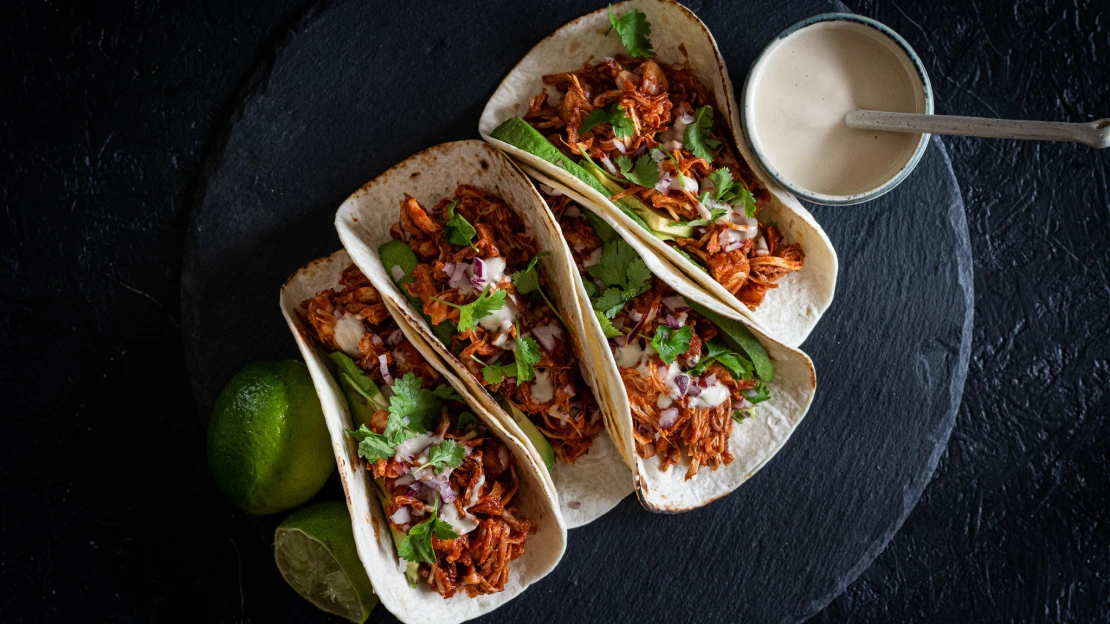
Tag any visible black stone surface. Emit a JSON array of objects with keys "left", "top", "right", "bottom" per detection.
[
  {"left": 183, "top": 0, "right": 971, "bottom": 622},
  {"left": 1, "top": 1, "right": 1106, "bottom": 623}
]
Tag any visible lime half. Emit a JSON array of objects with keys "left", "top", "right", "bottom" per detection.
[
  {"left": 275, "top": 501, "right": 378, "bottom": 622},
  {"left": 207, "top": 360, "right": 334, "bottom": 515}
]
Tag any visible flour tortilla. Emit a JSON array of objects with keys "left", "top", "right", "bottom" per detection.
[
  {"left": 333, "top": 140, "right": 634, "bottom": 528},
  {"left": 479, "top": 0, "right": 838, "bottom": 348},
  {"left": 525, "top": 166, "right": 817, "bottom": 511},
  {"left": 279, "top": 250, "right": 567, "bottom": 624}
]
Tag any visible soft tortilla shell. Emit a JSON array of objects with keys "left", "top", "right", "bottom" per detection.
[
  {"left": 279, "top": 250, "right": 566, "bottom": 624},
  {"left": 524, "top": 166, "right": 817, "bottom": 512},
  {"left": 479, "top": 0, "right": 838, "bottom": 348},
  {"left": 333, "top": 140, "right": 634, "bottom": 528}
]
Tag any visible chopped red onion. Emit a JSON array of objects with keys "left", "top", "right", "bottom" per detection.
[
  {"left": 390, "top": 506, "right": 411, "bottom": 525},
  {"left": 658, "top": 408, "right": 679, "bottom": 429},
  {"left": 600, "top": 153, "right": 619, "bottom": 176},
  {"left": 394, "top": 474, "right": 415, "bottom": 487},
  {"left": 679, "top": 111, "right": 695, "bottom": 125},
  {"left": 654, "top": 171, "right": 673, "bottom": 194},
  {"left": 563, "top": 204, "right": 580, "bottom": 217},
  {"left": 532, "top": 325, "right": 563, "bottom": 352},
  {"left": 612, "top": 138, "right": 627, "bottom": 154},
  {"left": 674, "top": 374, "right": 690, "bottom": 396},
  {"left": 370, "top": 334, "right": 384, "bottom": 347},
  {"left": 662, "top": 296, "right": 687, "bottom": 312},
  {"left": 386, "top": 329, "right": 404, "bottom": 347},
  {"left": 498, "top": 445, "right": 509, "bottom": 470},
  {"left": 687, "top": 383, "right": 703, "bottom": 397},
  {"left": 724, "top": 240, "right": 744, "bottom": 252},
  {"left": 442, "top": 262, "right": 455, "bottom": 276},
  {"left": 705, "top": 374, "right": 717, "bottom": 387},
  {"left": 686, "top": 354, "right": 700, "bottom": 367},
  {"left": 665, "top": 314, "right": 681, "bottom": 329},
  {"left": 470, "top": 257, "right": 486, "bottom": 288},
  {"left": 651, "top": 149, "right": 667, "bottom": 162},
  {"left": 628, "top": 309, "right": 643, "bottom": 322},
  {"left": 448, "top": 261, "right": 471, "bottom": 290},
  {"left": 563, "top": 384, "right": 576, "bottom": 398},
  {"left": 696, "top": 198, "right": 712, "bottom": 220},
  {"left": 378, "top": 354, "right": 393, "bottom": 386},
  {"left": 419, "top": 473, "right": 457, "bottom": 503}
]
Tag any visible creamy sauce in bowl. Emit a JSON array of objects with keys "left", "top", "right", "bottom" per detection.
[{"left": 743, "top": 16, "right": 932, "bottom": 204}]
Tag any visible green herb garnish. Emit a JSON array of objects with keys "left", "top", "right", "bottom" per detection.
[
  {"left": 443, "top": 199, "right": 479, "bottom": 250},
  {"left": 684, "top": 105, "right": 722, "bottom": 163},
  {"left": 651, "top": 324, "right": 693, "bottom": 364},
  {"left": 580, "top": 103, "right": 634, "bottom": 139},
  {"left": 607, "top": 5, "right": 654, "bottom": 58},
  {"left": 432, "top": 285, "right": 507, "bottom": 332},
  {"left": 616, "top": 153, "right": 661, "bottom": 188},
  {"left": 397, "top": 496, "right": 459, "bottom": 564}
]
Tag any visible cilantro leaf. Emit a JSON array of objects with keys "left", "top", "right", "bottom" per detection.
[
  {"left": 580, "top": 104, "right": 633, "bottom": 139},
  {"left": 651, "top": 325, "right": 693, "bottom": 364},
  {"left": 709, "top": 168, "right": 737, "bottom": 202},
  {"left": 387, "top": 373, "right": 453, "bottom": 431},
  {"left": 481, "top": 362, "right": 511, "bottom": 385},
  {"left": 738, "top": 184, "right": 757, "bottom": 218},
  {"left": 511, "top": 251, "right": 550, "bottom": 295},
  {"left": 582, "top": 279, "right": 599, "bottom": 298},
  {"left": 511, "top": 251, "right": 568, "bottom": 328},
  {"left": 607, "top": 5, "right": 654, "bottom": 58},
  {"left": 423, "top": 439, "right": 465, "bottom": 475},
  {"left": 608, "top": 104, "right": 635, "bottom": 139},
  {"left": 481, "top": 331, "right": 542, "bottom": 386},
  {"left": 456, "top": 412, "right": 479, "bottom": 430},
  {"left": 595, "top": 310, "right": 623, "bottom": 338},
  {"left": 745, "top": 383, "right": 771, "bottom": 405},
  {"left": 684, "top": 105, "right": 722, "bottom": 163},
  {"left": 349, "top": 424, "right": 397, "bottom": 463},
  {"left": 433, "top": 285, "right": 507, "bottom": 332},
  {"left": 430, "top": 384, "right": 461, "bottom": 402},
  {"left": 397, "top": 497, "right": 459, "bottom": 564},
  {"left": 617, "top": 154, "right": 661, "bottom": 188},
  {"left": 688, "top": 339, "right": 754, "bottom": 381},
  {"left": 512, "top": 332, "right": 542, "bottom": 384},
  {"left": 593, "top": 287, "right": 628, "bottom": 318},
  {"left": 580, "top": 108, "right": 609, "bottom": 135},
  {"left": 443, "top": 199, "right": 478, "bottom": 250}
]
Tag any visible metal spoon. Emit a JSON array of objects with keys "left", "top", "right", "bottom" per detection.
[{"left": 845, "top": 110, "right": 1110, "bottom": 148}]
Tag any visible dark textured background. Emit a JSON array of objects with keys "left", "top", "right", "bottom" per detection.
[{"left": 1, "top": 1, "right": 1107, "bottom": 623}]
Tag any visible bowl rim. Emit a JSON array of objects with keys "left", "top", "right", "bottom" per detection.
[{"left": 740, "top": 12, "right": 935, "bottom": 206}]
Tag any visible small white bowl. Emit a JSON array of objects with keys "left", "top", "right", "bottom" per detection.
[{"left": 741, "top": 14, "right": 934, "bottom": 205}]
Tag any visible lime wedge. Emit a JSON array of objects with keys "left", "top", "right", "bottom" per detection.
[{"left": 275, "top": 501, "right": 377, "bottom": 623}]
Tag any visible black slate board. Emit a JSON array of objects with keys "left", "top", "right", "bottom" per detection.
[{"left": 181, "top": 0, "right": 973, "bottom": 622}]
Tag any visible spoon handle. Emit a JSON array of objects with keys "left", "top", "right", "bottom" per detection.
[{"left": 845, "top": 110, "right": 1110, "bottom": 148}]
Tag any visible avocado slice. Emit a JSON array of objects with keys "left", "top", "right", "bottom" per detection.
[
  {"left": 500, "top": 399, "right": 555, "bottom": 474},
  {"left": 379, "top": 239, "right": 457, "bottom": 347},
  {"left": 491, "top": 117, "right": 693, "bottom": 240},
  {"left": 330, "top": 352, "right": 386, "bottom": 427},
  {"left": 490, "top": 118, "right": 657, "bottom": 234},
  {"left": 687, "top": 300, "right": 773, "bottom": 382},
  {"left": 373, "top": 478, "right": 421, "bottom": 587},
  {"left": 578, "top": 160, "right": 694, "bottom": 240}
]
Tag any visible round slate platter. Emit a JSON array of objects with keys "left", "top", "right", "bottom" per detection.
[{"left": 182, "top": 0, "right": 973, "bottom": 622}]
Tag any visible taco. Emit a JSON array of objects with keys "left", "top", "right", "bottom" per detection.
[
  {"left": 480, "top": 0, "right": 838, "bottom": 347},
  {"left": 280, "top": 250, "right": 566, "bottom": 623},
  {"left": 527, "top": 169, "right": 816, "bottom": 511},
  {"left": 334, "top": 140, "right": 634, "bottom": 528}
]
